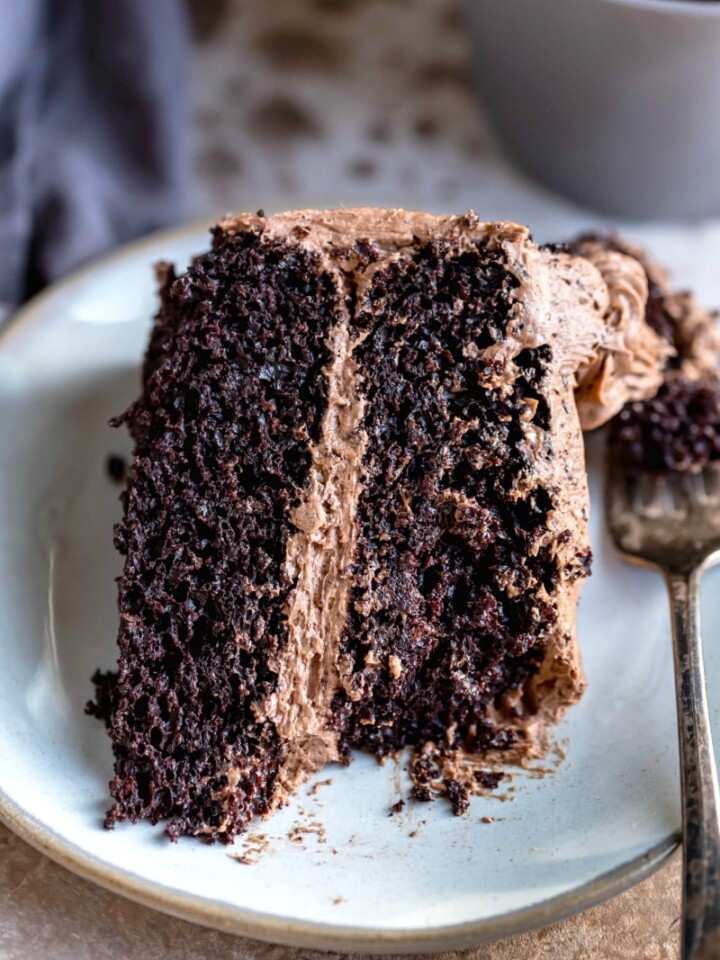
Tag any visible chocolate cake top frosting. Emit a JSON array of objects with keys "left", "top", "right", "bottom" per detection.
[{"left": 220, "top": 210, "right": 668, "bottom": 430}]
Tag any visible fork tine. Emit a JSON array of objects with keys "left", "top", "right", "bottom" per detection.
[
  {"left": 641, "top": 473, "right": 684, "bottom": 517},
  {"left": 703, "top": 464, "right": 720, "bottom": 500},
  {"left": 605, "top": 458, "right": 634, "bottom": 513},
  {"left": 683, "top": 471, "right": 709, "bottom": 506},
  {"left": 635, "top": 473, "right": 658, "bottom": 512},
  {"left": 606, "top": 441, "right": 720, "bottom": 572}
]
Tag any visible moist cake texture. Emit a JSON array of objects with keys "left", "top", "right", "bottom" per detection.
[{"left": 92, "top": 209, "right": 668, "bottom": 841}]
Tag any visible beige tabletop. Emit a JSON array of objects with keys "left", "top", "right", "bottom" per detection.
[{"left": 0, "top": 1, "right": 704, "bottom": 956}]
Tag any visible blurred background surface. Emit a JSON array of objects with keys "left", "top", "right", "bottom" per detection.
[
  {"left": 5, "top": 0, "right": 720, "bottom": 318},
  {"left": 189, "top": 0, "right": 502, "bottom": 217}
]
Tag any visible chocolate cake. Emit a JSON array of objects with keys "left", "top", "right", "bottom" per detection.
[
  {"left": 613, "top": 377, "right": 720, "bottom": 475},
  {"left": 91, "top": 209, "right": 668, "bottom": 841},
  {"left": 570, "top": 234, "right": 720, "bottom": 476}
]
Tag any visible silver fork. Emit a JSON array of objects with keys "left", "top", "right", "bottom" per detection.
[{"left": 607, "top": 453, "right": 720, "bottom": 960}]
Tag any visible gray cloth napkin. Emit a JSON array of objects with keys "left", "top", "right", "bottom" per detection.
[{"left": 0, "top": 0, "right": 189, "bottom": 323}]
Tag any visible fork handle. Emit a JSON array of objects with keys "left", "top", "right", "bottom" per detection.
[{"left": 667, "top": 570, "right": 720, "bottom": 960}]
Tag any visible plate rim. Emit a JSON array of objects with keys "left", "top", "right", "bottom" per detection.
[
  {"left": 0, "top": 789, "right": 679, "bottom": 954},
  {"left": 0, "top": 222, "right": 681, "bottom": 952}
]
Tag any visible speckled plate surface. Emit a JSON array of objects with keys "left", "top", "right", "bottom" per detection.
[{"left": 0, "top": 222, "right": 719, "bottom": 954}]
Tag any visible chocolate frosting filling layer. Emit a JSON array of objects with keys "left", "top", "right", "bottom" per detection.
[{"left": 255, "top": 271, "right": 366, "bottom": 802}]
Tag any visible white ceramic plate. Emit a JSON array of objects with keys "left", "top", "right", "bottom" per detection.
[{"left": 1, "top": 223, "right": 719, "bottom": 954}]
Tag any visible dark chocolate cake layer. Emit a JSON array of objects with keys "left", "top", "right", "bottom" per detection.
[
  {"left": 95, "top": 209, "right": 668, "bottom": 840},
  {"left": 102, "top": 229, "right": 340, "bottom": 841},
  {"left": 336, "top": 243, "right": 563, "bottom": 805}
]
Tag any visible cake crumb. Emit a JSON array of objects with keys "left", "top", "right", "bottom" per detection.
[
  {"left": 481, "top": 816, "right": 494, "bottom": 824},
  {"left": 389, "top": 798, "right": 405, "bottom": 816},
  {"left": 106, "top": 455, "right": 127, "bottom": 484},
  {"left": 333, "top": 896, "right": 346, "bottom": 905},
  {"left": 288, "top": 821, "right": 327, "bottom": 845},
  {"left": 229, "top": 832, "right": 272, "bottom": 865},
  {"left": 307, "top": 778, "right": 333, "bottom": 797},
  {"left": 408, "top": 828, "right": 420, "bottom": 839},
  {"left": 228, "top": 853, "right": 257, "bottom": 867},
  {"left": 228, "top": 852, "right": 257, "bottom": 865}
]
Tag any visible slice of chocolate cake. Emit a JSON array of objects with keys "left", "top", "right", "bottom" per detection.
[{"left": 93, "top": 209, "right": 668, "bottom": 841}]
